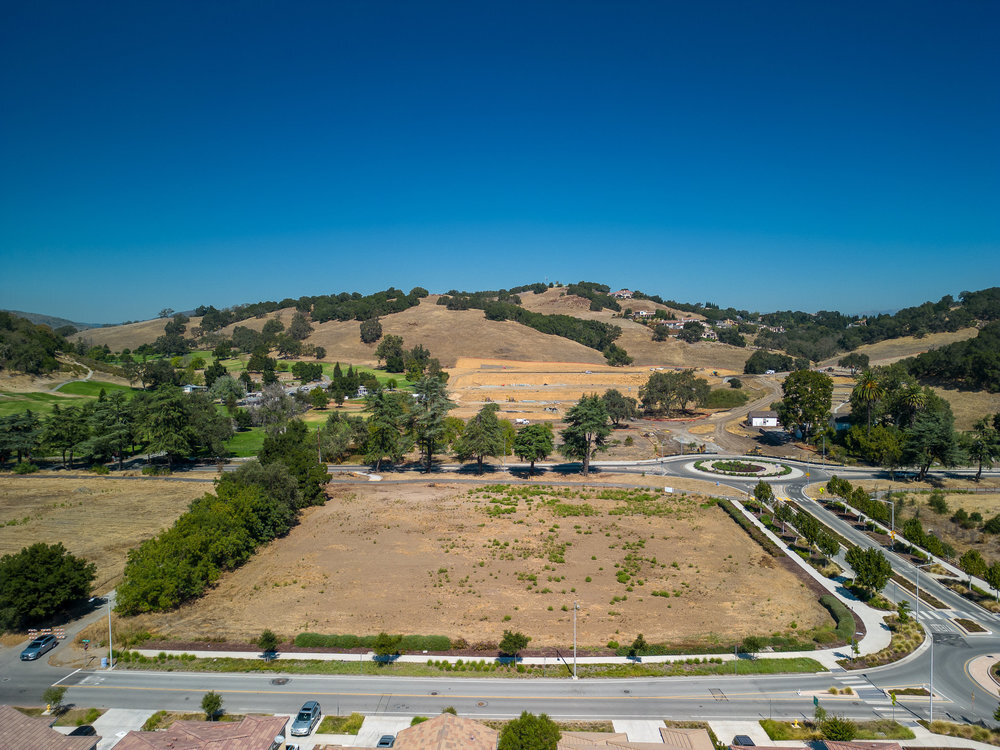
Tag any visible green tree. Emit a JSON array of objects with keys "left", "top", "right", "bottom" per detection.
[
  {"left": 559, "top": 395, "right": 611, "bottom": 476},
  {"left": 209, "top": 374, "right": 245, "bottom": 403},
  {"left": 0, "top": 411, "right": 41, "bottom": 466},
  {"left": 42, "top": 686, "right": 67, "bottom": 711},
  {"left": 360, "top": 317, "right": 383, "bottom": 344},
  {"left": 628, "top": 633, "right": 648, "bottom": 657},
  {"left": 42, "top": 404, "right": 90, "bottom": 469},
  {"left": 286, "top": 312, "right": 314, "bottom": 341},
  {"left": 373, "top": 631, "right": 403, "bottom": 658},
  {"left": 375, "top": 335, "right": 405, "bottom": 373},
  {"left": 601, "top": 389, "right": 638, "bottom": 427},
  {"left": 820, "top": 716, "right": 858, "bottom": 741},
  {"left": 959, "top": 548, "right": 987, "bottom": 587},
  {"left": 498, "top": 629, "right": 530, "bottom": 657},
  {"left": 603, "top": 344, "right": 633, "bottom": 366},
  {"left": 966, "top": 417, "right": 1000, "bottom": 482},
  {"left": 409, "top": 376, "right": 455, "bottom": 472},
  {"left": 454, "top": 403, "right": 505, "bottom": 472},
  {"left": 897, "top": 600, "right": 911, "bottom": 622},
  {"left": 740, "top": 635, "right": 762, "bottom": 658},
  {"left": 753, "top": 480, "right": 774, "bottom": 505},
  {"left": 202, "top": 691, "right": 223, "bottom": 721},
  {"left": 257, "top": 629, "right": 279, "bottom": 655},
  {"left": 203, "top": 359, "right": 228, "bottom": 389},
  {"left": 903, "top": 409, "right": 964, "bottom": 481},
  {"left": 639, "top": 370, "right": 710, "bottom": 416},
  {"left": 853, "top": 369, "right": 885, "bottom": 435},
  {"left": 677, "top": 320, "right": 704, "bottom": 343},
  {"left": 258, "top": 419, "right": 331, "bottom": 506},
  {"left": 513, "top": 423, "right": 554, "bottom": 474},
  {"left": 88, "top": 391, "right": 134, "bottom": 470},
  {"left": 0, "top": 542, "right": 96, "bottom": 631},
  {"left": 844, "top": 546, "right": 892, "bottom": 594},
  {"left": 364, "top": 390, "right": 409, "bottom": 470},
  {"left": 985, "top": 561, "right": 1000, "bottom": 601},
  {"left": 498, "top": 711, "right": 561, "bottom": 750},
  {"left": 310, "top": 387, "right": 330, "bottom": 410},
  {"left": 775, "top": 370, "right": 833, "bottom": 440},
  {"left": 838, "top": 352, "right": 869, "bottom": 374},
  {"left": 261, "top": 317, "right": 285, "bottom": 344}
]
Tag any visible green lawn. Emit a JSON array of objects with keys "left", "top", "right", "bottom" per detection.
[
  {"left": 56, "top": 380, "right": 135, "bottom": 397},
  {"left": 225, "top": 422, "right": 322, "bottom": 457}
]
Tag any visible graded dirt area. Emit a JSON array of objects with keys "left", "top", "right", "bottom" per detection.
[
  {"left": 0, "top": 476, "right": 207, "bottom": 593},
  {"left": 138, "top": 481, "right": 830, "bottom": 648}
]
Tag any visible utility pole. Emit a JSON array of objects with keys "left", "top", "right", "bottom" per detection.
[{"left": 107, "top": 594, "right": 113, "bottom": 670}]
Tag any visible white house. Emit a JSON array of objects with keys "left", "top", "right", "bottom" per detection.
[
  {"left": 747, "top": 410, "right": 780, "bottom": 428},
  {"left": 612, "top": 289, "right": 633, "bottom": 299},
  {"left": 355, "top": 385, "right": 369, "bottom": 398}
]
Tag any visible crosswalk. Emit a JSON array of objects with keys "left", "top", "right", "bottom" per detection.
[
  {"left": 832, "top": 673, "right": 909, "bottom": 722},
  {"left": 914, "top": 608, "right": 955, "bottom": 623}
]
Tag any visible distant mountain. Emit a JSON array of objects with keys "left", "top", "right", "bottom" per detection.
[{"left": 1, "top": 310, "right": 104, "bottom": 331}]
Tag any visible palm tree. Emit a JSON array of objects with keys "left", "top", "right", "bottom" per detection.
[
  {"left": 854, "top": 370, "right": 884, "bottom": 435},
  {"left": 897, "top": 384, "right": 926, "bottom": 428}
]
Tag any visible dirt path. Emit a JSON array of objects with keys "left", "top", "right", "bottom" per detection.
[{"left": 48, "top": 361, "right": 93, "bottom": 393}]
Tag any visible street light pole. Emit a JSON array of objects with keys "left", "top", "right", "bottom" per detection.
[
  {"left": 107, "top": 594, "right": 113, "bottom": 670},
  {"left": 573, "top": 601, "right": 579, "bottom": 680}
]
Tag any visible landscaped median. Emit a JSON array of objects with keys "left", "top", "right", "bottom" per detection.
[{"left": 120, "top": 648, "right": 826, "bottom": 678}]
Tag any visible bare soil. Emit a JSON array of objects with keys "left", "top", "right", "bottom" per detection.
[
  {"left": 133, "top": 481, "right": 829, "bottom": 648},
  {"left": 0, "top": 476, "right": 206, "bottom": 593}
]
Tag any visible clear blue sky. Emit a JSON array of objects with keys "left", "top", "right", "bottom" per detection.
[{"left": 1, "top": 1, "right": 997, "bottom": 323}]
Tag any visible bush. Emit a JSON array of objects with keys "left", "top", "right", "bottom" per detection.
[
  {"left": 821, "top": 716, "right": 858, "bottom": 741},
  {"left": 13, "top": 462, "right": 39, "bottom": 474},
  {"left": 88, "top": 464, "right": 110, "bottom": 475},
  {"left": 202, "top": 691, "right": 223, "bottom": 721},
  {"left": 703, "top": 389, "right": 749, "bottom": 409},
  {"left": 499, "top": 629, "right": 530, "bottom": 656},
  {"left": 819, "top": 594, "right": 855, "bottom": 644}
]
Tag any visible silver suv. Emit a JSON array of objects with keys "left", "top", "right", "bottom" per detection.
[
  {"left": 290, "top": 701, "right": 321, "bottom": 736},
  {"left": 20, "top": 634, "right": 57, "bottom": 661}
]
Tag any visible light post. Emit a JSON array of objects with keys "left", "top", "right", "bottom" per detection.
[
  {"left": 915, "top": 562, "right": 935, "bottom": 722},
  {"left": 107, "top": 593, "right": 113, "bottom": 670},
  {"left": 572, "top": 601, "right": 579, "bottom": 680}
]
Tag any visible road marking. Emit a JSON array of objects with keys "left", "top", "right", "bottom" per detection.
[
  {"left": 51, "top": 668, "right": 81, "bottom": 686},
  {"left": 67, "top": 684, "right": 823, "bottom": 702}
]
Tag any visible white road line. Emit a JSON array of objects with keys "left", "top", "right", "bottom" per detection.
[{"left": 51, "top": 668, "right": 81, "bottom": 686}]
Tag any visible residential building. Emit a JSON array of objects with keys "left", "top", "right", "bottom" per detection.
[
  {"left": 114, "top": 714, "right": 287, "bottom": 750},
  {"left": 747, "top": 410, "right": 780, "bottom": 428},
  {"left": 612, "top": 289, "right": 634, "bottom": 299},
  {"left": 0, "top": 705, "right": 101, "bottom": 750}
]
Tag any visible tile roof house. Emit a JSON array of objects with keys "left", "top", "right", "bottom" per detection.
[
  {"left": 320, "top": 715, "right": 715, "bottom": 750},
  {"left": 0, "top": 704, "right": 101, "bottom": 750},
  {"left": 394, "top": 713, "right": 499, "bottom": 750},
  {"left": 113, "top": 714, "right": 287, "bottom": 750}
]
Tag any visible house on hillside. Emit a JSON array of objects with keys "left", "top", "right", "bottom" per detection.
[
  {"left": 114, "top": 714, "right": 287, "bottom": 750},
  {"left": 0, "top": 705, "right": 100, "bottom": 750},
  {"left": 355, "top": 385, "right": 369, "bottom": 398},
  {"left": 747, "top": 410, "right": 780, "bottom": 428},
  {"left": 612, "top": 289, "right": 633, "bottom": 299}
]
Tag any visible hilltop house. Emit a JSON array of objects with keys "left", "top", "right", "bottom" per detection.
[{"left": 612, "top": 289, "right": 633, "bottom": 299}]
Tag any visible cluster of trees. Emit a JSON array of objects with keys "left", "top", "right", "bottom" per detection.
[
  {"left": 0, "top": 386, "right": 233, "bottom": 470},
  {"left": 374, "top": 336, "right": 447, "bottom": 380},
  {"left": 0, "top": 542, "right": 96, "bottom": 631},
  {"left": 639, "top": 370, "right": 710, "bottom": 415},
  {"left": 743, "top": 350, "right": 806, "bottom": 374},
  {"left": 906, "top": 321, "right": 1000, "bottom": 392},
  {"left": 842, "top": 364, "right": 993, "bottom": 480},
  {"left": 754, "top": 483, "right": 841, "bottom": 564},
  {"left": 564, "top": 281, "right": 621, "bottom": 312},
  {"left": 843, "top": 547, "right": 893, "bottom": 594},
  {"left": 116, "top": 422, "right": 330, "bottom": 614},
  {"left": 482, "top": 302, "right": 623, "bottom": 353},
  {"left": 193, "top": 287, "right": 427, "bottom": 330},
  {"left": 0, "top": 311, "right": 68, "bottom": 374}
]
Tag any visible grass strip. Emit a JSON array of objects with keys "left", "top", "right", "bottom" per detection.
[
  {"left": 318, "top": 713, "right": 364, "bottom": 734},
  {"left": 117, "top": 652, "right": 824, "bottom": 678},
  {"left": 920, "top": 719, "right": 1000, "bottom": 747},
  {"left": 761, "top": 718, "right": 915, "bottom": 741},
  {"left": 819, "top": 594, "right": 855, "bottom": 644},
  {"left": 889, "top": 573, "right": 948, "bottom": 610}
]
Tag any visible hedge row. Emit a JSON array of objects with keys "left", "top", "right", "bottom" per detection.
[
  {"left": 717, "top": 498, "right": 782, "bottom": 557},
  {"left": 294, "top": 633, "right": 452, "bottom": 651},
  {"left": 819, "top": 594, "right": 855, "bottom": 644}
]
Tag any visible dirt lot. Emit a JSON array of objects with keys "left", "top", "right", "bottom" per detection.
[
  {"left": 135, "top": 481, "right": 829, "bottom": 648},
  {"left": 0, "top": 476, "right": 207, "bottom": 593}
]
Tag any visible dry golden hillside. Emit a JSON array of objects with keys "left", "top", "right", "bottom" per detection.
[
  {"left": 816, "top": 328, "right": 980, "bottom": 368},
  {"left": 64, "top": 292, "right": 750, "bottom": 370}
]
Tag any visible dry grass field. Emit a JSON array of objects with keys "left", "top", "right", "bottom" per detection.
[
  {"left": 0, "top": 476, "right": 206, "bottom": 593},
  {"left": 817, "top": 328, "right": 979, "bottom": 368},
  {"left": 929, "top": 385, "right": 1000, "bottom": 431},
  {"left": 135, "top": 481, "right": 830, "bottom": 648}
]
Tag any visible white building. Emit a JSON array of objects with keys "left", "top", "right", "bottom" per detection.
[{"left": 747, "top": 410, "right": 780, "bottom": 428}]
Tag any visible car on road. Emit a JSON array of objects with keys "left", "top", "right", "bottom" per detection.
[
  {"left": 20, "top": 634, "right": 57, "bottom": 661},
  {"left": 290, "top": 701, "right": 322, "bottom": 736},
  {"left": 377, "top": 736, "right": 396, "bottom": 748}
]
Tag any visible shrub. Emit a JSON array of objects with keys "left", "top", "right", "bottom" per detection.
[
  {"left": 88, "top": 464, "right": 110, "bottom": 475},
  {"left": 820, "top": 716, "right": 858, "bottom": 741},
  {"left": 13, "top": 462, "right": 39, "bottom": 474},
  {"left": 0, "top": 542, "right": 96, "bottom": 631}
]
